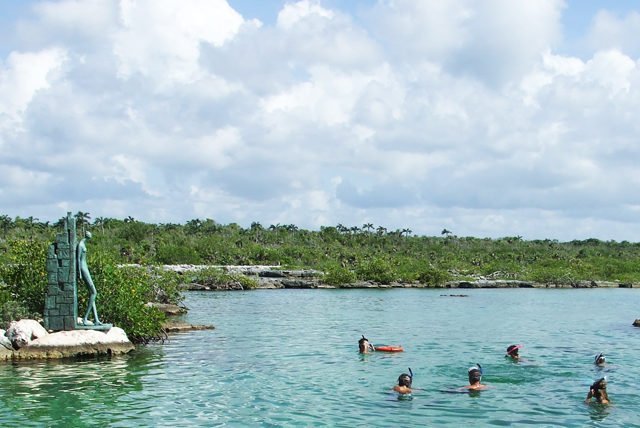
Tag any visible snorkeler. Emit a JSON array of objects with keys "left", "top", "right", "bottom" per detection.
[
  {"left": 393, "top": 368, "right": 414, "bottom": 394},
  {"left": 586, "top": 377, "right": 610, "bottom": 404},
  {"left": 506, "top": 344, "right": 523, "bottom": 360},
  {"left": 358, "top": 335, "right": 375, "bottom": 353},
  {"left": 463, "top": 365, "right": 488, "bottom": 391},
  {"left": 594, "top": 353, "right": 606, "bottom": 366}
]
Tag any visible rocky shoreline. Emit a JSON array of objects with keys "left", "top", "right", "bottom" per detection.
[{"left": 164, "top": 265, "right": 635, "bottom": 291}]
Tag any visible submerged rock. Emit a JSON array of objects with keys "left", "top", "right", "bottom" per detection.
[{"left": 163, "top": 321, "right": 215, "bottom": 333}]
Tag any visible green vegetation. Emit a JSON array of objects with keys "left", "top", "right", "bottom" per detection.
[
  {"left": 2, "top": 213, "right": 640, "bottom": 342},
  {"left": 186, "top": 267, "right": 259, "bottom": 290}
]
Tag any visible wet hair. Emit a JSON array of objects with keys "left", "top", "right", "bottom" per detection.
[
  {"left": 398, "top": 373, "right": 412, "bottom": 387},
  {"left": 358, "top": 335, "right": 369, "bottom": 353},
  {"left": 590, "top": 377, "right": 609, "bottom": 403},
  {"left": 468, "top": 366, "right": 482, "bottom": 384},
  {"left": 594, "top": 353, "right": 606, "bottom": 365},
  {"left": 506, "top": 344, "right": 520, "bottom": 356}
]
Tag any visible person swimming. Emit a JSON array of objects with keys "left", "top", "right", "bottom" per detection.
[
  {"left": 463, "top": 364, "right": 487, "bottom": 390},
  {"left": 358, "top": 335, "right": 374, "bottom": 353},
  {"left": 594, "top": 353, "right": 606, "bottom": 366},
  {"left": 586, "top": 377, "right": 610, "bottom": 404},
  {"left": 506, "top": 344, "right": 522, "bottom": 360},
  {"left": 393, "top": 368, "right": 414, "bottom": 394}
]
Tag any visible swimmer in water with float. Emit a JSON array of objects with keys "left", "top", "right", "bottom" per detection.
[
  {"left": 585, "top": 377, "right": 610, "bottom": 404},
  {"left": 358, "top": 335, "right": 374, "bottom": 353}
]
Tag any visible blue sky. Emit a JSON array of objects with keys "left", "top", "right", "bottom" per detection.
[{"left": 2, "top": 0, "right": 640, "bottom": 241}]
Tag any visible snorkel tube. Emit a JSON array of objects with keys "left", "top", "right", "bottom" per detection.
[{"left": 468, "top": 364, "right": 483, "bottom": 384}]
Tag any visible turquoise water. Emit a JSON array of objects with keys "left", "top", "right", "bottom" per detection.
[{"left": 1, "top": 289, "right": 640, "bottom": 427}]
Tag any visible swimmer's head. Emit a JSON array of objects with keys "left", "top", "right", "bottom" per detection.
[
  {"left": 590, "top": 377, "right": 609, "bottom": 403},
  {"left": 468, "top": 366, "right": 482, "bottom": 384},
  {"left": 506, "top": 344, "right": 522, "bottom": 358},
  {"left": 592, "top": 377, "right": 607, "bottom": 390},
  {"left": 358, "top": 335, "right": 369, "bottom": 353},
  {"left": 398, "top": 373, "right": 412, "bottom": 387},
  {"left": 595, "top": 353, "right": 606, "bottom": 365}
]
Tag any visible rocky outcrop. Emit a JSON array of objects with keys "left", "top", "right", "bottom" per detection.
[
  {"left": 0, "top": 330, "right": 12, "bottom": 350},
  {"left": 162, "top": 321, "right": 215, "bottom": 333},
  {"left": 146, "top": 302, "right": 188, "bottom": 316},
  {"left": 6, "top": 319, "right": 48, "bottom": 349},
  {"left": 157, "top": 265, "right": 638, "bottom": 290},
  {"left": 633, "top": 319, "right": 640, "bottom": 327},
  {"left": 1, "top": 323, "right": 134, "bottom": 361}
]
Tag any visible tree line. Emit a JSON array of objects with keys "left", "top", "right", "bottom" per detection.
[{"left": 3, "top": 212, "right": 640, "bottom": 342}]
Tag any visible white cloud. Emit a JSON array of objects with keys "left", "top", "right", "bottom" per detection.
[
  {"left": 0, "top": 48, "right": 66, "bottom": 126},
  {"left": 3, "top": 0, "right": 640, "bottom": 241},
  {"left": 583, "top": 49, "right": 635, "bottom": 96},
  {"left": 277, "top": 0, "right": 334, "bottom": 30},
  {"left": 586, "top": 10, "right": 640, "bottom": 57},
  {"left": 113, "top": 0, "right": 244, "bottom": 85},
  {"left": 368, "top": 0, "right": 564, "bottom": 86}
]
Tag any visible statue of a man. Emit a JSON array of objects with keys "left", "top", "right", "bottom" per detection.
[{"left": 77, "top": 231, "right": 102, "bottom": 325}]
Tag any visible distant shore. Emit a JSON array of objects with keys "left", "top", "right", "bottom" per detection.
[{"left": 156, "top": 265, "right": 637, "bottom": 291}]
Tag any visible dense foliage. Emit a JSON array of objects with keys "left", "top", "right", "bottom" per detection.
[
  {"left": 2, "top": 212, "right": 640, "bottom": 340},
  {"left": 2, "top": 213, "right": 640, "bottom": 286},
  {"left": 0, "top": 218, "right": 183, "bottom": 343}
]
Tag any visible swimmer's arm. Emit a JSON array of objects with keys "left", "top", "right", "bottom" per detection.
[{"left": 585, "top": 390, "right": 593, "bottom": 403}]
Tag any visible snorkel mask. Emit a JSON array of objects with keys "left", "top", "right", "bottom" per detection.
[
  {"left": 506, "top": 344, "right": 522, "bottom": 357},
  {"left": 468, "top": 363, "right": 483, "bottom": 383},
  {"left": 359, "top": 335, "right": 369, "bottom": 352},
  {"left": 398, "top": 368, "right": 414, "bottom": 387}
]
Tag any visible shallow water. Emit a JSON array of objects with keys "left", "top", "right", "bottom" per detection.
[{"left": 1, "top": 289, "right": 639, "bottom": 427}]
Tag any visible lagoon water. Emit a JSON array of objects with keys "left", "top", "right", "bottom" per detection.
[{"left": 2, "top": 288, "right": 640, "bottom": 427}]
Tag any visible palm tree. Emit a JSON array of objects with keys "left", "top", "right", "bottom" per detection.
[
  {"left": 75, "top": 211, "right": 91, "bottom": 230},
  {"left": 441, "top": 228, "right": 452, "bottom": 237},
  {"left": 0, "top": 214, "right": 12, "bottom": 234},
  {"left": 362, "top": 223, "right": 374, "bottom": 234},
  {"left": 402, "top": 228, "right": 412, "bottom": 237},
  {"left": 94, "top": 216, "right": 106, "bottom": 234}
]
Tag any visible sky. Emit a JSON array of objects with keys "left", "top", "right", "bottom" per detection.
[{"left": 2, "top": 0, "right": 640, "bottom": 241}]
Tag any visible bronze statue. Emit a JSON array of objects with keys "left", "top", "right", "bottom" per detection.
[{"left": 77, "top": 231, "right": 102, "bottom": 325}]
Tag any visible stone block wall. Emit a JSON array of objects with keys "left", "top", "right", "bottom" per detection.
[{"left": 43, "top": 213, "right": 77, "bottom": 331}]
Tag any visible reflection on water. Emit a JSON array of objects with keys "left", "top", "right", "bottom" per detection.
[
  {"left": 0, "top": 349, "right": 163, "bottom": 426},
  {"left": 1, "top": 289, "right": 640, "bottom": 427},
  {"left": 588, "top": 402, "right": 611, "bottom": 423}
]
